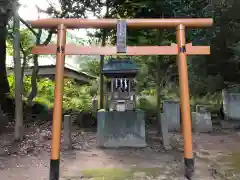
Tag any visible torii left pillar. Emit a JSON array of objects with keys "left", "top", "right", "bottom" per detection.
[{"left": 49, "top": 24, "right": 66, "bottom": 180}]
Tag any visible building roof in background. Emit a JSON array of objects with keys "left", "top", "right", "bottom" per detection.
[{"left": 6, "top": 55, "right": 96, "bottom": 79}]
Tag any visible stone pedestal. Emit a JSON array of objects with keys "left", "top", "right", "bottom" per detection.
[
  {"left": 163, "top": 100, "right": 181, "bottom": 132},
  {"left": 97, "top": 109, "right": 147, "bottom": 148},
  {"left": 192, "top": 111, "right": 212, "bottom": 133},
  {"left": 160, "top": 113, "right": 171, "bottom": 150}
]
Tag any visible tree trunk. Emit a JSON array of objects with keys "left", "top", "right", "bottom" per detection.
[
  {"left": 27, "top": 30, "right": 41, "bottom": 105},
  {"left": 156, "top": 30, "right": 163, "bottom": 136},
  {"left": 156, "top": 56, "right": 161, "bottom": 135},
  {"left": 0, "top": 13, "right": 10, "bottom": 113},
  {"left": 0, "top": 27, "right": 9, "bottom": 99},
  {"left": 99, "top": 55, "right": 105, "bottom": 109},
  {"left": 13, "top": 0, "right": 23, "bottom": 141},
  {"left": 99, "top": 0, "right": 109, "bottom": 109}
]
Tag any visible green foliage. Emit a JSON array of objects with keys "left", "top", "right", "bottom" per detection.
[
  {"left": 34, "top": 96, "right": 53, "bottom": 108},
  {"left": 7, "top": 0, "right": 240, "bottom": 117},
  {"left": 89, "top": 0, "right": 240, "bottom": 93},
  {"left": 89, "top": 78, "right": 100, "bottom": 96},
  {"left": 137, "top": 96, "right": 158, "bottom": 113},
  {"left": 7, "top": 74, "right": 93, "bottom": 111},
  {"left": 85, "top": 0, "right": 238, "bottom": 115},
  {"left": 7, "top": 28, "right": 35, "bottom": 57},
  {"left": 80, "top": 58, "right": 101, "bottom": 77},
  {"left": 7, "top": 74, "right": 15, "bottom": 98},
  {"left": 37, "top": 78, "right": 55, "bottom": 105},
  {"left": 136, "top": 85, "right": 221, "bottom": 114},
  {"left": 8, "top": 74, "right": 32, "bottom": 98},
  {"left": 188, "top": 56, "right": 224, "bottom": 96},
  {"left": 19, "top": 29, "right": 35, "bottom": 56},
  {"left": 190, "top": 92, "right": 222, "bottom": 112},
  {"left": 62, "top": 79, "right": 92, "bottom": 111},
  {"left": 137, "top": 86, "right": 179, "bottom": 112}
]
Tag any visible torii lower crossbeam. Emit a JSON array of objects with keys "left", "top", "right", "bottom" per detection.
[
  {"left": 28, "top": 18, "right": 213, "bottom": 180},
  {"left": 32, "top": 43, "right": 210, "bottom": 56}
]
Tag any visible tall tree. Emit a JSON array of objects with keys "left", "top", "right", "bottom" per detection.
[
  {"left": 13, "top": 0, "right": 23, "bottom": 141},
  {"left": 0, "top": 0, "right": 13, "bottom": 111}
]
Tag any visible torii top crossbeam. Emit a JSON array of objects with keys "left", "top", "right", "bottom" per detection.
[
  {"left": 28, "top": 18, "right": 213, "bottom": 29},
  {"left": 28, "top": 18, "right": 213, "bottom": 56}
]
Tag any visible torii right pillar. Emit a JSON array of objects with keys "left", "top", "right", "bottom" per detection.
[{"left": 176, "top": 24, "right": 194, "bottom": 179}]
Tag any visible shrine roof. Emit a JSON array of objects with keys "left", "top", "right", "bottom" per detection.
[{"left": 103, "top": 58, "right": 139, "bottom": 74}]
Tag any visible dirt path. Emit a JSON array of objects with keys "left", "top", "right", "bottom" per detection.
[
  {"left": 0, "top": 146, "right": 214, "bottom": 180},
  {"left": 0, "top": 148, "right": 214, "bottom": 180},
  {"left": 0, "top": 127, "right": 216, "bottom": 180},
  {"left": 0, "top": 152, "right": 50, "bottom": 180},
  {"left": 193, "top": 131, "right": 240, "bottom": 179},
  {"left": 60, "top": 147, "right": 215, "bottom": 180},
  {"left": 1, "top": 124, "right": 240, "bottom": 180}
]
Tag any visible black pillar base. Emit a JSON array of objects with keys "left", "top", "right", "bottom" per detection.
[
  {"left": 184, "top": 158, "right": 194, "bottom": 180},
  {"left": 49, "top": 159, "right": 60, "bottom": 180}
]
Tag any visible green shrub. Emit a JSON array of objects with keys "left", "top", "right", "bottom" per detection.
[
  {"left": 7, "top": 74, "right": 222, "bottom": 114},
  {"left": 63, "top": 83, "right": 92, "bottom": 111},
  {"left": 34, "top": 97, "right": 53, "bottom": 108},
  {"left": 137, "top": 95, "right": 158, "bottom": 112},
  {"left": 137, "top": 86, "right": 179, "bottom": 112},
  {"left": 7, "top": 74, "right": 93, "bottom": 112},
  {"left": 190, "top": 92, "right": 222, "bottom": 112},
  {"left": 137, "top": 87, "right": 221, "bottom": 114}
]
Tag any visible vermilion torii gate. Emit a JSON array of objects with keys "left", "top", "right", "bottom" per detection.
[{"left": 28, "top": 18, "right": 213, "bottom": 180}]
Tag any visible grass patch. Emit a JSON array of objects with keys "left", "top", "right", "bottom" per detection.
[
  {"left": 82, "top": 167, "right": 161, "bottom": 180},
  {"left": 215, "top": 152, "right": 240, "bottom": 179},
  {"left": 219, "top": 152, "right": 240, "bottom": 171},
  {"left": 228, "top": 152, "right": 240, "bottom": 171}
]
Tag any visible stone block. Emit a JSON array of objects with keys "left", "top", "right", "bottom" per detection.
[
  {"left": 163, "top": 100, "right": 180, "bottom": 132},
  {"left": 160, "top": 113, "right": 171, "bottom": 150},
  {"left": 92, "top": 98, "right": 98, "bottom": 112},
  {"left": 62, "top": 115, "right": 73, "bottom": 150},
  {"left": 196, "top": 104, "right": 210, "bottom": 113},
  {"left": 220, "top": 120, "right": 240, "bottom": 129},
  {"left": 192, "top": 112, "right": 212, "bottom": 133}
]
